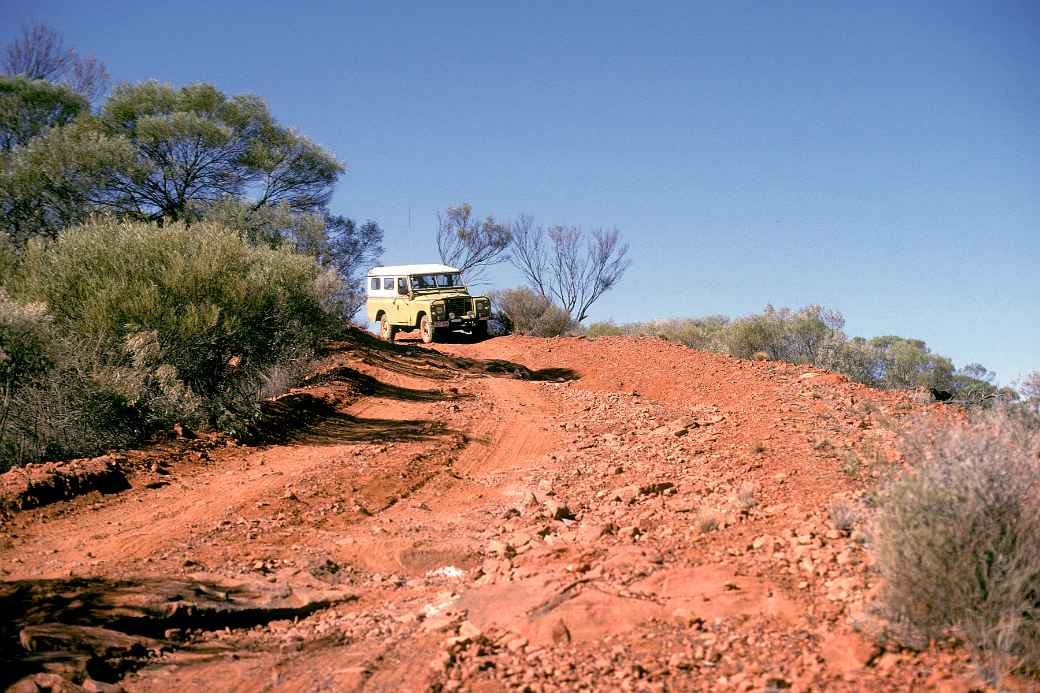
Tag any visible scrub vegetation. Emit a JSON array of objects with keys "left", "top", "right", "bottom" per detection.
[
  {"left": 873, "top": 407, "right": 1040, "bottom": 682},
  {"left": 0, "top": 26, "right": 382, "bottom": 467},
  {"left": 587, "top": 306, "right": 1013, "bottom": 404}
]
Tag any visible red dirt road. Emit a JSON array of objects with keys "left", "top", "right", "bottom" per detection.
[{"left": 0, "top": 331, "right": 997, "bottom": 691}]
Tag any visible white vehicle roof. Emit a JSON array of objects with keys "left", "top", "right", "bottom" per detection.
[{"left": 367, "top": 263, "right": 460, "bottom": 276}]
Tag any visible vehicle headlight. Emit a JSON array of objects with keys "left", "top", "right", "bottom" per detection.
[
  {"left": 476, "top": 299, "right": 490, "bottom": 317},
  {"left": 432, "top": 302, "right": 446, "bottom": 318}
]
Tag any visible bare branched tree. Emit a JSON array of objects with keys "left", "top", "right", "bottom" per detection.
[
  {"left": 435, "top": 203, "right": 512, "bottom": 284},
  {"left": 2, "top": 25, "right": 69, "bottom": 81},
  {"left": 63, "top": 53, "right": 110, "bottom": 102},
  {"left": 510, "top": 216, "right": 630, "bottom": 322},
  {"left": 3, "top": 24, "right": 110, "bottom": 102}
]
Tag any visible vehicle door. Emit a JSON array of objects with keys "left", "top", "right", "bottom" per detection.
[{"left": 393, "top": 276, "right": 411, "bottom": 325}]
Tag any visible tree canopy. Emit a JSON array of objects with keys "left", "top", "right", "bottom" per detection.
[
  {"left": 0, "top": 81, "right": 347, "bottom": 242},
  {"left": 96, "top": 82, "right": 344, "bottom": 223},
  {"left": 0, "top": 75, "right": 87, "bottom": 151}
]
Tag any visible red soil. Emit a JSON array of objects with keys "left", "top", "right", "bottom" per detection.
[{"left": 0, "top": 330, "right": 1014, "bottom": 692}]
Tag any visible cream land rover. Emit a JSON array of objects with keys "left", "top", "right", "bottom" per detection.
[{"left": 366, "top": 264, "right": 491, "bottom": 343}]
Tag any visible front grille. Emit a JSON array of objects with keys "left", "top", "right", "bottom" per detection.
[{"left": 445, "top": 297, "right": 472, "bottom": 315}]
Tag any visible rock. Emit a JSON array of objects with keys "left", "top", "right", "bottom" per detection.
[
  {"left": 83, "top": 680, "right": 123, "bottom": 693},
  {"left": 20, "top": 624, "right": 159, "bottom": 659},
  {"left": 668, "top": 653, "right": 692, "bottom": 670},
  {"left": 546, "top": 500, "right": 575, "bottom": 521},
  {"left": 618, "top": 525, "right": 640, "bottom": 540},
  {"left": 819, "top": 632, "right": 879, "bottom": 673},
  {"left": 172, "top": 422, "right": 195, "bottom": 439},
  {"left": 874, "top": 652, "right": 901, "bottom": 672},
  {"left": 639, "top": 481, "right": 674, "bottom": 496},
  {"left": 671, "top": 608, "right": 703, "bottom": 627},
  {"left": 610, "top": 486, "right": 640, "bottom": 504},
  {"left": 457, "top": 620, "right": 482, "bottom": 640},
  {"left": 666, "top": 495, "right": 696, "bottom": 513},
  {"left": 421, "top": 612, "right": 462, "bottom": 633},
  {"left": 550, "top": 619, "right": 572, "bottom": 644},
  {"left": 576, "top": 522, "right": 616, "bottom": 544},
  {"left": 429, "top": 651, "right": 453, "bottom": 671},
  {"left": 487, "top": 540, "right": 515, "bottom": 558},
  {"left": 505, "top": 635, "right": 528, "bottom": 653}
]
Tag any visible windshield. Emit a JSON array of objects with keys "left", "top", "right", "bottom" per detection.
[{"left": 409, "top": 273, "right": 463, "bottom": 290}]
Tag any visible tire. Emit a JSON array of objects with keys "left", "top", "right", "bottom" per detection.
[
  {"left": 380, "top": 315, "right": 396, "bottom": 342},
  {"left": 419, "top": 314, "right": 436, "bottom": 344},
  {"left": 471, "top": 321, "right": 488, "bottom": 342}
]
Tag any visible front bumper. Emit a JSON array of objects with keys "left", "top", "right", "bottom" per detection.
[{"left": 434, "top": 318, "right": 484, "bottom": 329}]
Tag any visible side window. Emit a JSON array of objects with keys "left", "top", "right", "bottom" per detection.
[
  {"left": 382, "top": 277, "right": 393, "bottom": 290},
  {"left": 397, "top": 277, "right": 408, "bottom": 294},
  {"left": 369, "top": 278, "right": 379, "bottom": 291}
]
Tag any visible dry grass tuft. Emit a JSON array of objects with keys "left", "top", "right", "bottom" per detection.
[{"left": 872, "top": 407, "right": 1040, "bottom": 682}]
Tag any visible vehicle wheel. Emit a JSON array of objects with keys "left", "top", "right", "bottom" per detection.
[
  {"left": 420, "top": 315, "right": 436, "bottom": 344},
  {"left": 380, "top": 316, "right": 396, "bottom": 342},
  {"left": 471, "top": 321, "right": 488, "bottom": 342}
]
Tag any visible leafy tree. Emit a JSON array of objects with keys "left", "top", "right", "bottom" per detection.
[
  {"left": 510, "top": 215, "right": 630, "bottom": 322},
  {"left": 867, "top": 335, "right": 954, "bottom": 391},
  {"left": 0, "top": 75, "right": 87, "bottom": 151},
  {"left": 322, "top": 215, "right": 385, "bottom": 317},
  {"left": 3, "top": 24, "right": 110, "bottom": 101},
  {"left": 946, "top": 362, "right": 999, "bottom": 404},
  {"left": 1, "top": 82, "right": 346, "bottom": 242},
  {"left": 0, "top": 117, "right": 141, "bottom": 242},
  {"left": 93, "top": 82, "right": 343, "bottom": 223},
  {"left": 726, "top": 304, "right": 845, "bottom": 364},
  {"left": 435, "top": 203, "right": 512, "bottom": 284}
]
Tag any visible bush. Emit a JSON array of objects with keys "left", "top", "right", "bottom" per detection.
[
  {"left": 0, "top": 289, "right": 52, "bottom": 392},
  {"left": 872, "top": 408, "right": 1040, "bottom": 679},
  {"left": 492, "top": 287, "right": 573, "bottom": 337},
  {"left": 1, "top": 337, "right": 146, "bottom": 468},
  {"left": 725, "top": 304, "right": 844, "bottom": 364},
  {"left": 586, "top": 317, "right": 730, "bottom": 350},
  {"left": 586, "top": 320, "right": 626, "bottom": 337},
  {"left": 1, "top": 218, "right": 340, "bottom": 465}
]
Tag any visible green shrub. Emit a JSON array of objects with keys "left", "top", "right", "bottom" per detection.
[
  {"left": 1, "top": 218, "right": 340, "bottom": 465},
  {"left": 0, "top": 289, "right": 52, "bottom": 392},
  {"left": 14, "top": 218, "right": 335, "bottom": 402},
  {"left": 647, "top": 316, "right": 730, "bottom": 351},
  {"left": 872, "top": 408, "right": 1040, "bottom": 680},
  {"left": 529, "top": 303, "right": 575, "bottom": 338},
  {"left": 586, "top": 320, "right": 626, "bottom": 337},
  {"left": 492, "top": 287, "right": 573, "bottom": 337},
  {"left": 1, "top": 337, "right": 146, "bottom": 467},
  {"left": 725, "top": 304, "right": 844, "bottom": 364},
  {"left": 586, "top": 316, "right": 730, "bottom": 350},
  {"left": 590, "top": 306, "right": 1000, "bottom": 400}
]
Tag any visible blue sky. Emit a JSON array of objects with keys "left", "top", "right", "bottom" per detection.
[{"left": 4, "top": 1, "right": 1038, "bottom": 382}]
